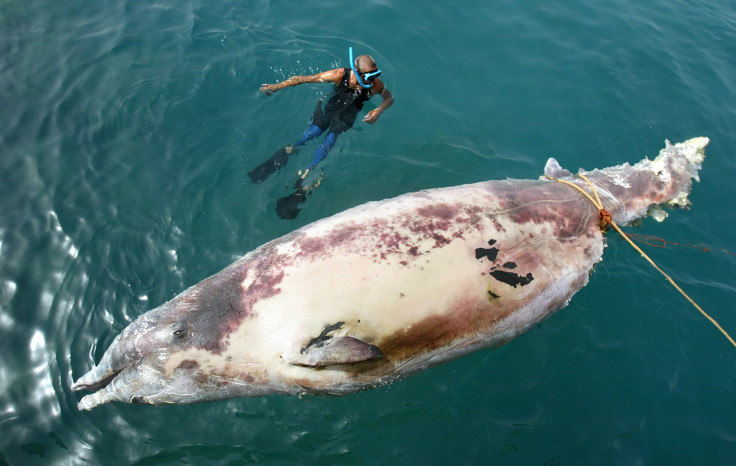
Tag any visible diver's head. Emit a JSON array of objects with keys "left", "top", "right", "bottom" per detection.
[
  {"left": 355, "top": 55, "right": 381, "bottom": 82},
  {"left": 349, "top": 47, "right": 382, "bottom": 88}
]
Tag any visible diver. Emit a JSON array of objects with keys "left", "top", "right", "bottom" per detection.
[{"left": 248, "top": 47, "right": 394, "bottom": 184}]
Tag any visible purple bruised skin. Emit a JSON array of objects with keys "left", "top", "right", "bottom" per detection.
[{"left": 72, "top": 138, "right": 708, "bottom": 410}]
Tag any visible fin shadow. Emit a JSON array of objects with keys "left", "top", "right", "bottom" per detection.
[
  {"left": 276, "top": 179, "right": 308, "bottom": 220},
  {"left": 275, "top": 172, "right": 325, "bottom": 220}
]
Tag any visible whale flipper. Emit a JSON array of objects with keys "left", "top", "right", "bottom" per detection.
[{"left": 292, "top": 336, "right": 383, "bottom": 367}]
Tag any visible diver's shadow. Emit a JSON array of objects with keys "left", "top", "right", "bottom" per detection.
[{"left": 276, "top": 172, "right": 324, "bottom": 220}]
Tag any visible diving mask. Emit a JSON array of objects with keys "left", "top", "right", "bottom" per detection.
[{"left": 349, "top": 47, "right": 382, "bottom": 89}]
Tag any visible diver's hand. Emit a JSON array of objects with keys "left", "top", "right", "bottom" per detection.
[
  {"left": 298, "top": 168, "right": 310, "bottom": 179},
  {"left": 260, "top": 84, "right": 278, "bottom": 95},
  {"left": 363, "top": 109, "right": 381, "bottom": 124}
]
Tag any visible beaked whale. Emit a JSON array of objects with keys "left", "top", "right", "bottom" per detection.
[{"left": 72, "top": 138, "right": 708, "bottom": 410}]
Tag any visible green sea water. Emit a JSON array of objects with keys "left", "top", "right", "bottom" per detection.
[{"left": 1, "top": 0, "right": 736, "bottom": 463}]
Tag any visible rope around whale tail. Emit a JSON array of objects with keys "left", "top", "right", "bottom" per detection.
[{"left": 546, "top": 173, "right": 736, "bottom": 349}]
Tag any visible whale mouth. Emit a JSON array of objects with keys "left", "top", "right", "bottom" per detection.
[
  {"left": 73, "top": 361, "right": 137, "bottom": 410},
  {"left": 72, "top": 334, "right": 148, "bottom": 409},
  {"left": 74, "top": 362, "right": 166, "bottom": 410},
  {"left": 72, "top": 319, "right": 157, "bottom": 408},
  {"left": 72, "top": 367, "right": 124, "bottom": 393}
]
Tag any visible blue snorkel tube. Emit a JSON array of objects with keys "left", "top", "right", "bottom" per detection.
[{"left": 349, "top": 47, "right": 381, "bottom": 89}]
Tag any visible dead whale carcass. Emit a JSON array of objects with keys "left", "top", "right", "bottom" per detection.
[{"left": 72, "top": 138, "right": 708, "bottom": 409}]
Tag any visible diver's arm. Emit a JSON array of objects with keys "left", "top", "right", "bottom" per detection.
[
  {"left": 260, "top": 68, "right": 343, "bottom": 95},
  {"left": 363, "top": 85, "right": 393, "bottom": 123}
]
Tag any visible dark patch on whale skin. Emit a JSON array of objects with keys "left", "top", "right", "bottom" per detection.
[
  {"left": 159, "top": 197, "right": 486, "bottom": 357},
  {"left": 416, "top": 203, "right": 456, "bottom": 223},
  {"left": 411, "top": 204, "right": 457, "bottom": 248},
  {"left": 334, "top": 292, "right": 517, "bottom": 382},
  {"left": 494, "top": 180, "right": 595, "bottom": 239},
  {"left": 475, "top": 239, "right": 499, "bottom": 261},
  {"left": 475, "top": 238, "right": 533, "bottom": 293},
  {"left": 591, "top": 161, "right": 675, "bottom": 215},
  {"left": 176, "top": 359, "right": 209, "bottom": 384},
  {"left": 293, "top": 201, "right": 488, "bottom": 267},
  {"left": 177, "top": 360, "right": 200, "bottom": 371},
  {"left": 301, "top": 322, "right": 345, "bottom": 354},
  {"left": 497, "top": 164, "right": 682, "bottom": 237},
  {"left": 171, "top": 251, "right": 288, "bottom": 354},
  {"left": 490, "top": 270, "right": 534, "bottom": 288}
]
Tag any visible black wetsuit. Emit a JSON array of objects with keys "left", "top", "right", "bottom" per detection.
[
  {"left": 261, "top": 68, "right": 376, "bottom": 218},
  {"left": 248, "top": 68, "right": 376, "bottom": 190},
  {"left": 312, "top": 68, "right": 372, "bottom": 135}
]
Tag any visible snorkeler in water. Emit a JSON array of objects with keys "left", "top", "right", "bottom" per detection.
[{"left": 248, "top": 47, "right": 393, "bottom": 184}]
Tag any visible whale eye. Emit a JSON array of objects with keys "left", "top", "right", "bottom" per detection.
[{"left": 171, "top": 322, "right": 188, "bottom": 340}]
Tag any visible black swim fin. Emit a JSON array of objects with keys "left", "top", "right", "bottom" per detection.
[{"left": 247, "top": 146, "right": 296, "bottom": 183}]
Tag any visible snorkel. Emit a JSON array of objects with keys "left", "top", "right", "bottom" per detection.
[{"left": 349, "top": 47, "right": 381, "bottom": 89}]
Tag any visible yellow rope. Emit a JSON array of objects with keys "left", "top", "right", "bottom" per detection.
[{"left": 546, "top": 173, "right": 736, "bottom": 349}]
